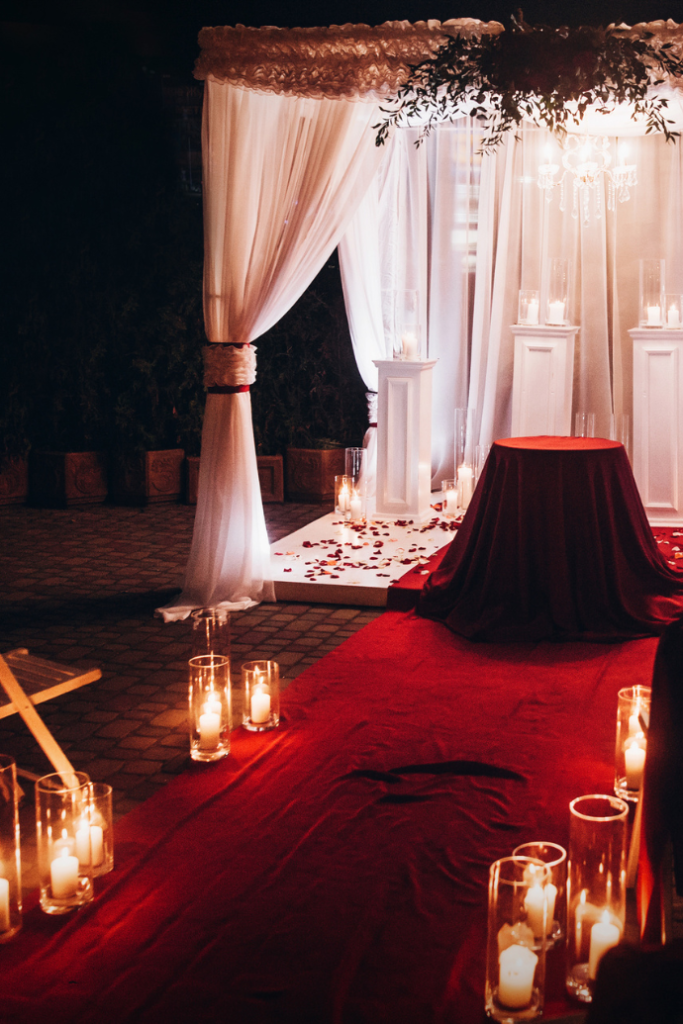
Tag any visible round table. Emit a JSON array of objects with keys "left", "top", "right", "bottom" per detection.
[{"left": 418, "top": 436, "right": 683, "bottom": 641}]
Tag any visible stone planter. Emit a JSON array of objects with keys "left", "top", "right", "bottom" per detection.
[
  {"left": 0, "top": 456, "right": 29, "bottom": 506},
  {"left": 30, "top": 452, "right": 108, "bottom": 507},
  {"left": 110, "top": 449, "right": 184, "bottom": 505},
  {"left": 185, "top": 454, "right": 284, "bottom": 505},
  {"left": 286, "top": 448, "right": 344, "bottom": 503},
  {"left": 257, "top": 455, "right": 284, "bottom": 503}
]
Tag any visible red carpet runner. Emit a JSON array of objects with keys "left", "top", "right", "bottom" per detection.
[{"left": 0, "top": 610, "right": 659, "bottom": 1023}]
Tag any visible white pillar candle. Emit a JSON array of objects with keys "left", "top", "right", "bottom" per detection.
[
  {"left": 668, "top": 306, "right": 680, "bottom": 328},
  {"left": 76, "top": 824, "right": 91, "bottom": 865},
  {"left": 498, "top": 944, "right": 538, "bottom": 1009},
  {"left": 90, "top": 826, "right": 104, "bottom": 867},
  {"left": 198, "top": 710, "right": 221, "bottom": 749},
  {"left": 624, "top": 738, "right": 646, "bottom": 790},
  {"left": 349, "top": 492, "right": 363, "bottom": 520},
  {"left": 547, "top": 300, "right": 566, "bottom": 324},
  {"left": 402, "top": 332, "right": 418, "bottom": 360},
  {"left": 588, "top": 914, "right": 620, "bottom": 980},
  {"left": 445, "top": 487, "right": 458, "bottom": 516},
  {"left": 251, "top": 687, "right": 271, "bottom": 725},
  {"left": 51, "top": 847, "right": 79, "bottom": 899},
  {"left": 338, "top": 485, "right": 350, "bottom": 512},
  {"left": 647, "top": 304, "right": 661, "bottom": 326},
  {"left": 524, "top": 882, "right": 558, "bottom": 937},
  {"left": 0, "top": 877, "right": 10, "bottom": 931},
  {"left": 458, "top": 465, "right": 474, "bottom": 509},
  {"left": 527, "top": 299, "right": 539, "bottom": 325}
]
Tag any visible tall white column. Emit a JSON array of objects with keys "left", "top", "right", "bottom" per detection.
[
  {"left": 631, "top": 328, "right": 683, "bottom": 525},
  {"left": 373, "top": 359, "right": 437, "bottom": 522},
  {"left": 510, "top": 325, "right": 579, "bottom": 438}
]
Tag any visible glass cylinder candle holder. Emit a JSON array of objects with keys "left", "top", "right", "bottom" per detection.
[
  {"left": 401, "top": 288, "right": 421, "bottom": 360},
  {"left": 475, "top": 444, "right": 491, "bottom": 487},
  {"left": 0, "top": 755, "right": 22, "bottom": 940},
  {"left": 242, "top": 661, "right": 280, "bottom": 732},
  {"left": 345, "top": 448, "right": 366, "bottom": 523},
  {"left": 188, "top": 654, "right": 231, "bottom": 762},
  {"left": 87, "top": 782, "right": 114, "bottom": 877},
  {"left": 665, "top": 293, "right": 682, "bottom": 329},
  {"left": 565, "top": 795, "right": 629, "bottom": 1003},
  {"left": 639, "top": 259, "right": 665, "bottom": 327},
  {"left": 518, "top": 290, "right": 540, "bottom": 326},
  {"left": 574, "top": 412, "right": 596, "bottom": 439},
  {"left": 485, "top": 856, "right": 548, "bottom": 1022},
  {"left": 614, "top": 685, "right": 651, "bottom": 802},
  {"left": 441, "top": 479, "right": 458, "bottom": 518},
  {"left": 512, "top": 842, "right": 567, "bottom": 949},
  {"left": 191, "top": 607, "right": 230, "bottom": 660},
  {"left": 546, "top": 258, "right": 569, "bottom": 325},
  {"left": 36, "top": 771, "right": 94, "bottom": 915},
  {"left": 335, "top": 475, "right": 351, "bottom": 517}
]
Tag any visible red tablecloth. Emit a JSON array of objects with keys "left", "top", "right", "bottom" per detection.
[
  {"left": 0, "top": 611, "right": 659, "bottom": 1024},
  {"left": 418, "top": 437, "right": 683, "bottom": 641}
]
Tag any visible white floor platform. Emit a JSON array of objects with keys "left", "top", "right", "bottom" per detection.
[{"left": 271, "top": 507, "right": 459, "bottom": 607}]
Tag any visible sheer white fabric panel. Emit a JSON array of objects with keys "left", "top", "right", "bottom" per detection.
[
  {"left": 160, "top": 80, "right": 383, "bottom": 619},
  {"left": 203, "top": 81, "right": 384, "bottom": 345},
  {"left": 160, "top": 393, "right": 274, "bottom": 621}
]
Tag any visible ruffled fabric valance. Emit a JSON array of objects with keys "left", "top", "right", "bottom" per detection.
[
  {"left": 194, "top": 19, "right": 683, "bottom": 100},
  {"left": 203, "top": 344, "right": 257, "bottom": 387},
  {"left": 193, "top": 19, "right": 503, "bottom": 98}
]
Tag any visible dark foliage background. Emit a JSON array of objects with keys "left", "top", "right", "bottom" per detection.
[{"left": 0, "top": 11, "right": 368, "bottom": 463}]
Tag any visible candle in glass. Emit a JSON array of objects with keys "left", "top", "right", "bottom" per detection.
[
  {"left": 647, "top": 305, "right": 662, "bottom": 326},
  {"left": 498, "top": 944, "right": 539, "bottom": 1009},
  {"left": 588, "top": 911, "right": 621, "bottom": 980},
  {"left": 0, "top": 876, "right": 9, "bottom": 932},
  {"left": 402, "top": 332, "right": 418, "bottom": 360},
  {"left": 547, "top": 300, "right": 566, "bottom": 325},
  {"left": 624, "top": 738, "right": 646, "bottom": 790},
  {"left": 50, "top": 847, "right": 79, "bottom": 899},
  {"left": 349, "top": 490, "right": 363, "bottom": 521},
  {"left": 251, "top": 685, "right": 271, "bottom": 724},
  {"left": 458, "top": 465, "right": 474, "bottom": 509}
]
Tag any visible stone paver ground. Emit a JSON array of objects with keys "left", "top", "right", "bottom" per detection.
[{"left": 0, "top": 501, "right": 383, "bottom": 826}]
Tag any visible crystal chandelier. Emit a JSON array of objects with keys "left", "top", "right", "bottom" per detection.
[{"left": 537, "top": 136, "right": 637, "bottom": 224}]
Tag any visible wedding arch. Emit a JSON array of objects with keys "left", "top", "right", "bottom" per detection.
[{"left": 159, "top": 17, "right": 683, "bottom": 621}]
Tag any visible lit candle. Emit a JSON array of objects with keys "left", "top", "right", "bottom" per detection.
[
  {"left": 51, "top": 846, "right": 79, "bottom": 899},
  {"left": 527, "top": 299, "right": 539, "bottom": 325},
  {"left": 624, "top": 737, "right": 646, "bottom": 790},
  {"left": 76, "top": 823, "right": 91, "bottom": 865},
  {"left": 402, "top": 332, "right": 418, "bottom": 360},
  {"left": 251, "top": 686, "right": 271, "bottom": 725},
  {"left": 349, "top": 491, "right": 363, "bottom": 521},
  {"left": 668, "top": 306, "right": 680, "bottom": 328},
  {"left": 588, "top": 912, "right": 620, "bottom": 980},
  {"left": 524, "top": 882, "right": 558, "bottom": 937},
  {"left": 547, "top": 300, "right": 566, "bottom": 325},
  {"left": 198, "top": 708, "right": 221, "bottom": 749},
  {"left": 0, "top": 876, "right": 9, "bottom": 931},
  {"left": 458, "top": 465, "right": 473, "bottom": 509},
  {"left": 338, "top": 484, "right": 350, "bottom": 513},
  {"left": 647, "top": 304, "right": 661, "bottom": 326},
  {"left": 498, "top": 944, "right": 538, "bottom": 1009},
  {"left": 445, "top": 487, "right": 458, "bottom": 516}
]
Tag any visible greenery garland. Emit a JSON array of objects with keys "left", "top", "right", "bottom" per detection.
[{"left": 375, "top": 12, "right": 683, "bottom": 151}]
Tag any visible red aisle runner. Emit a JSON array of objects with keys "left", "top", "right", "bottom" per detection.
[{"left": 0, "top": 612, "right": 658, "bottom": 1024}]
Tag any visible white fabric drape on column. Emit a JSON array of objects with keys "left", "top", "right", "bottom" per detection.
[
  {"left": 339, "top": 119, "right": 481, "bottom": 485},
  {"left": 159, "top": 80, "right": 383, "bottom": 620}
]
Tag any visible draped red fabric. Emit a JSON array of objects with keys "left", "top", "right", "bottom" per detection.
[
  {"left": 0, "top": 611, "right": 658, "bottom": 1024},
  {"left": 418, "top": 437, "right": 683, "bottom": 641}
]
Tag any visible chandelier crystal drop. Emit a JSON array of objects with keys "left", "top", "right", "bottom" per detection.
[{"left": 537, "top": 136, "right": 637, "bottom": 225}]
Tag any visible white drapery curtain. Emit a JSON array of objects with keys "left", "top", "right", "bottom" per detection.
[
  {"left": 339, "top": 119, "right": 481, "bottom": 486},
  {"left": 159, "top": 80, "right": 383, "bottom": 620},
  {"left": 339, "top": 116, "right": 683, "bottom": 482}
]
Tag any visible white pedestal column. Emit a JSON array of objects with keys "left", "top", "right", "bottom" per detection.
[
  {"left": 510, "top": 325, "right": 579, "bottom": 437},
  {"left": 373, "top": 359, "right": 437, "bottom": 522},
  {"left": 631, "top": 328, "right": 683, "bottom": 525}
]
